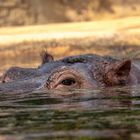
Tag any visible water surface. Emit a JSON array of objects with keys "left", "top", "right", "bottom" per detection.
[{"left": 0, "top": 86, "right": 140, "bottom": 140}]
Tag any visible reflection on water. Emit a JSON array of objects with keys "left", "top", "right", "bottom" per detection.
[{"left": 0, "top": 86, "right": 139, "bottom": 140}]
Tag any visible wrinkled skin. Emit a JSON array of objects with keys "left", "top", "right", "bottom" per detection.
[{"left": 1, "top": 51, "right": 140, "bottom": 92}]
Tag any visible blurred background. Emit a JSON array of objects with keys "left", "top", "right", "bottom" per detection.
[
  {"left": 0, "top": 0, "right": 140, "bottom": 73},
  {"left": 0, "top": 0, "right": 140, "bottom": 26}
]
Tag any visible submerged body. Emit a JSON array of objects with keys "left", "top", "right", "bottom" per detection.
[{"left": 1, "top": 52, "right": 140, "bottom": 91}]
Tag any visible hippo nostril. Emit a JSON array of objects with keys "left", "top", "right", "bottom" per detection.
[{"left": 61, "top": 78, "right": 76, "bottom": 86}]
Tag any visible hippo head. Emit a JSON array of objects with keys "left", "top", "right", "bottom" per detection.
[{"left": 1, "top": 51, "right": 132, "bottom": 91}]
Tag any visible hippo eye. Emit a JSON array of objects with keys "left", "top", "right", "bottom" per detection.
[
  {"left": 61, "top": 78, "right": 76, "bottom": 86},
  {"left": 46, "top": 69, "right": 83, "bottom": 90}
]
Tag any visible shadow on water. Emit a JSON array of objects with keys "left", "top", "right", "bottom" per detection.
[{"left": 0, "top": 86, "right": 139, "bottom": 140}]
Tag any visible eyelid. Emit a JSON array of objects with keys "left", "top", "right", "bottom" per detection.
[{"left": 57, "top": 73, "right": 76, "bottom": 82}]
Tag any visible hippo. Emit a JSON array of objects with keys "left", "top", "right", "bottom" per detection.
[{"left": 0, "top": 51, "right": 140, "bottom": 92}]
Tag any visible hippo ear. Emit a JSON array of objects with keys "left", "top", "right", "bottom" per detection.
[
  {"left": 113, "top": 60, "right": 131, "bottom": 76},
  {"left": 40, "top": 50, "right": 54, "bottom": 65},
  {"left": 104, "top": 60, "right": 131, "bottom": 86}
]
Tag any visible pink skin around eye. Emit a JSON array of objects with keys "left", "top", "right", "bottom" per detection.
[
  {"left": 52, "top": 74, "right": 79, "bottom": 89},
  {"left": 47, "top": 72, "right": 97, "bottom": 90}
]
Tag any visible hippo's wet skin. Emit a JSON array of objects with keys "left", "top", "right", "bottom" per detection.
[{"left": 1, "top": 51, "right": 140, "bottom": 91}]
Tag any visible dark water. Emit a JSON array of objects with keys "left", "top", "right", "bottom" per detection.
[{"left": 0, "top": 86, "right": 140, "bottom": 140}]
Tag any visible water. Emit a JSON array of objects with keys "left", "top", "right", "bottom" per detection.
[{"left": 0, "top": 86, "right": 139, "bottom": 140}]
